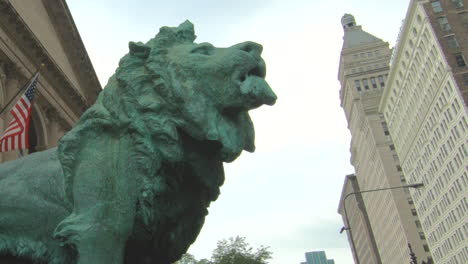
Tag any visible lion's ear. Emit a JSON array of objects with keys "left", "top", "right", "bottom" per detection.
[
  {"left": 175, "top": 20, "right": 196, "bottom": 43},
  {"left": 129, "top": 41, "right": 151, "bottom": 59}
]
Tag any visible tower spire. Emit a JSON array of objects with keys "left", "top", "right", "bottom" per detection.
[
  {"left": 341, "top": 14, "right": 382, "bottom": 49},
  {"left": 341, "top": 14, "right": 356, "bottom": 30}
]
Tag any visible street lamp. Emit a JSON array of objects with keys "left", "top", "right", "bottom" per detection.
[
  {"left": 339, "top": 226, "right": 349, "bottom": 234},
  {"left": 340, "top": 183, "right": 424, "bottom": 264}
]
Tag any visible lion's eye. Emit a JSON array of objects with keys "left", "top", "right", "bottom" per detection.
[{"left": 190, "top": 44, "right": 214, "bottom": 55}]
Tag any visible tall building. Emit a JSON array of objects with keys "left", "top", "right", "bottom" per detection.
[
  {"left": 0, "top": 0, "right": 101, "bottom": 163},
  {"left": 302, "top": 251, "right": 334, "bottom": 264},
  {"left": 380, "top": 0, "right": 468, "bottom": 263},
  {"left": 338, "top": 174, "right": 381, "bottom": 264},
  {"left": 337, "top": 13, "right": 432, "bottom": 264},
  {"left": 306, "top": 251, "right": 326, "bottom": 264}
]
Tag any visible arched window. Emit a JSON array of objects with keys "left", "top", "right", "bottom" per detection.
[
  {"left": 28, "top": 117, "right": 38, "bottom": 153},
  {"left": 27, "top": 106, "right": 47, "bottom": 154}
]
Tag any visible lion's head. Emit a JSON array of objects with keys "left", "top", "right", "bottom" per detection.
[
  {"left": 56, "top": 20, "right": 276, "bottom": 262},
  {"left": 126, "top": 20, "right": 276, "bottom": 162}
]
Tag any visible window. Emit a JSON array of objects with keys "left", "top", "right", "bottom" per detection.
[
  {"left": 415, "top": 220, "right": 421, "bottom": 228},
  {"left": 432, "top": 1, "right": 443, "bottom": 13},
  {"left": 455, "top": 53, "right": 466, "bottom": 67},
  {"left": 382, "top": 121, "right": 389, "bottom": 135},
  {"left": 419, "top": 232, "right": 426, "bottom": 240},
  {"left": 446, "top": 35, "right": 459, "bottom": 49},
  {"left": 463, "top": 73, "right": 468, "bottom": 84},
  {"left": 362, "top": 79, "right": 369, "bottom": 90},
  {"left": 370, "top": 77, "right": 377, "bottom": 88},
  {"left": 460, "top": 12, "right": 468, "bottom": 27},
  {"left": 423, "top": 244, "right": 430, "bottom": 252},
  {"left": 355, "top": 80, "right": 362, "bottom": 92},
  {"left": 453, "top": 99, "right": 460, "bottom": 113},
  {"left": 452, "top": 0, "right": 464, "bottom": 8},
  {"left": 378, "top": 75, "right": 385, "bottom": 87},
  {"left": 367, "top": 51, "right": 373, "bottom": 57},
  {"left": 431, "top": 1, "right": 443, "bottom": 13},
  {"left": 411, "top": 209, "right": 418, "bottom": 216},
  {"left": 390, "top": 144, "right": 395, "bottom": 150},
  {"left": 437, "top": 17, "right": 451, "bottom": 31}
]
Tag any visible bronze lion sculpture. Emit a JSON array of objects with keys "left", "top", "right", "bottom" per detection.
[{"left": 0, "top": 21, "right": 276, "bottom": 264}]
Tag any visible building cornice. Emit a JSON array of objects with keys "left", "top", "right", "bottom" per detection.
[
  {"left": 340, "top": 41, "right": 390, "bottom": 56},
  {"left": 42, "top": 0, "right": 102, "bottom": 102},
  {"left": 379, "top": 0, "right": 419, "bottom": 112}
]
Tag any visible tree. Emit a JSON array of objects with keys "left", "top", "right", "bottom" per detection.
[
  {"left": 174, "top": 236, "right": 272, "bottom": 264},
  {"left": 174, "top": 253, "right": 199, "bottom": 264},
  {"left": 211, "top": 236, "right": 272, "bottom": 264},
  {"left": 174, "top": 253, "right": 212, "bottom": 264}
]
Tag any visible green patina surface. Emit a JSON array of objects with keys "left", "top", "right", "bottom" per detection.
[{"left": 0, "top": 21, "right": 276, "bottom": 264}]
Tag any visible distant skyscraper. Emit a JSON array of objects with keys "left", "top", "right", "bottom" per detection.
[
  {"left": 302, "top": 251, "right": 334, "bottom": 264},
  {"left": 306, "top": 251, "right": 327, "bottom": 264}
]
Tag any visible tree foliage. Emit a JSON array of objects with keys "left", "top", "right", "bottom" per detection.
[
  {"left": 211, "top": 236, "right": 272, "bottom": 264},
  {"left": 174, "top": 236, "right": 272, "bottom": 264},
  {"left": 176, "top": 253, "right": 199, "bottom": 264},
  {"left": 174, "top": 253, "right": 210, "bottom": 264}
]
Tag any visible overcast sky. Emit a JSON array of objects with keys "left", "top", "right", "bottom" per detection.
[{"left": 67, "top": 1, "right": 410, "bottom": 263}]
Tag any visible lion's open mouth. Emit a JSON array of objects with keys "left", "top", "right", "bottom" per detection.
[{"left": 214, "top": 60, "right": 276, "bottom": 162}]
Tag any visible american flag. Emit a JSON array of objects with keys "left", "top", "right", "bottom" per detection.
[{"left": 0, "top": 73, "right": 39, "bottom": 152}]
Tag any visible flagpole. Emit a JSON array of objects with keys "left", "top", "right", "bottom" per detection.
[{"left": 0, "top": 64, "right": 44, "bottom": 117}]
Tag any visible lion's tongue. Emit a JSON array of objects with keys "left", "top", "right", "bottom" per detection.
[
  {"left": 240, "top": 75, "right": 277, "bottom": 108},
  {"left": 218, "top": 111, "right": 255, "bottom": 163}
]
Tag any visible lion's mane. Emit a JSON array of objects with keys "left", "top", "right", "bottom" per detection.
[{"left": 56, "top": 21, "right": 221, "bottom": 262}]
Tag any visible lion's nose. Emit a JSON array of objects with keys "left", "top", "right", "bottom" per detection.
[
  {"left": 240, "top": 76, "right": 277, "bottom": 108},
  {"left": 233, "top": 41, "right": 263, "bottom": 59}
]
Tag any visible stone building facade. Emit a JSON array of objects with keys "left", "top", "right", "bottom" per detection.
[
  {"left": 338, "top": 174, "right": 381, "bottom": 264},
  {"left": 380, "top": 1, "right": 468, "bottom": 263},
  {"left": 0, "top": 0, "right": 101, "bottom": 162}
]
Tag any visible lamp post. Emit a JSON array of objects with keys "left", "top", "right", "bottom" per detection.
[{"left": 341, "top": 183, "right": 424, "bottom": 264}]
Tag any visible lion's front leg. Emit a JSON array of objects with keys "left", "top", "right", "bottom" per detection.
[
  {"left": 56, "top": 201, "right": 136, "bottom": 264},
  {"left": 54, "top": 135, "right": 137, "bottom": 264}
]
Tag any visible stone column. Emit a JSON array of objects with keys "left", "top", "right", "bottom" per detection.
[{"left": 0, "top": 62, "right": 5, "bottom": 163}]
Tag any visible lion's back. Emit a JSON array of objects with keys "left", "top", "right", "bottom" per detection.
[
  {"left": 0, "top": 148, "right": 71, "bottom": 261},
  {"left": 0, "top": 148, "right": 68, "bottom": 207}
]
